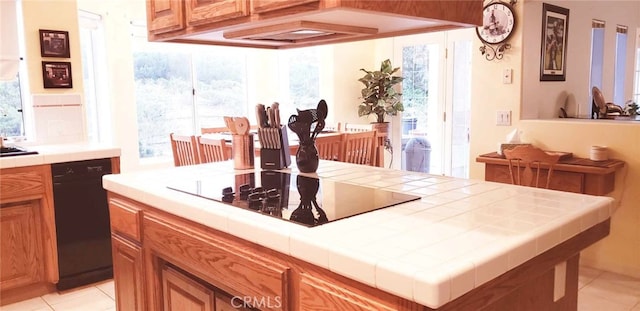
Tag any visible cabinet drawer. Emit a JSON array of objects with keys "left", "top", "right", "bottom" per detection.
[
  {"left": 0, "top": 166, "right": 48, "bottom": 202},
  {"left": 144, "top": 213, "right": 289, "bottom": 311},
  {"left": 298, "top": 272, "right": 396, "bottom": 311},
  {"left": 109, "top": 198, "right": 143, "bottom": 242}
]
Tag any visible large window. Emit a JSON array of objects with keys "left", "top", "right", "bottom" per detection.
[
  {"left": 0, "top": 74, "right": 24, "bottom": 137},
  {"left": 133, "top": 43, "right": 247, "bottom": 158}
]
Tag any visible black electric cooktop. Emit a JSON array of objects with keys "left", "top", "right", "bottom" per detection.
[{"left": 167, "top": 171, "right": 420, "bottom": 227}]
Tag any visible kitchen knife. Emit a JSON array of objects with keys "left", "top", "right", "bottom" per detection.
[
  {"left": 271, "top": 102, "right": 280, "bottom": 128},
  {"left": 256, "top": 104, "right": 269, "bottom": 128},
  {"left": 268, "top": 107, "right": 276, "bottom": 128}
]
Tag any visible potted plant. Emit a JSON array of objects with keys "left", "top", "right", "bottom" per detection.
[{"left": 357, "top": 59, "right": 404, "bottom": 124}]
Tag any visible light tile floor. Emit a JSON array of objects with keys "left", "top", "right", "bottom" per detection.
[{"left": 2, "top": 266, "right": 639, "bottom": 310}]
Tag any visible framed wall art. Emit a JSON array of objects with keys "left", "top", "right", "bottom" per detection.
[
  {"left": 42, "top": 61, "right": 73, "bottom": 88},
  {"left": 39, "top": 29, "right": 70, "bottom": 58},
  {"left": 539, "top": 3, "right": 569, "bottom": 81}
]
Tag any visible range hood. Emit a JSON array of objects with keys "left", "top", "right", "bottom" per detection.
[{"left": 147, "top": 1, "right": 482, "bottom": 49}]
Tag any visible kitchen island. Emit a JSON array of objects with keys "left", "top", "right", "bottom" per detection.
[{"left": 102, "top": 160, "right": 611, "bottom": 310}]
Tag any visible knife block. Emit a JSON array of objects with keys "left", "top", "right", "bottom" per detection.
[{"left": 259, "top": 125, "right": 291, "bottom": 170}]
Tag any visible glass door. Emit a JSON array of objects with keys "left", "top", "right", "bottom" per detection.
[{"left": 393, "top": 29, "right": 473, "bottom": 177}]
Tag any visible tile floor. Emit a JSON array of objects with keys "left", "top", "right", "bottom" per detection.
[{"left": 2, "top": 266, "right": 639, "bottom": 311}]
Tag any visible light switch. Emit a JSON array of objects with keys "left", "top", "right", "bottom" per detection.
[
  {"left": 503, "top": 68, "right": 512, "bottom": 84},
  {"left": 496, "top": 110, "right": 511, "bottom": 126}
]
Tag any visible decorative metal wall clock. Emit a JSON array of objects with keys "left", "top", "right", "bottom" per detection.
[{"left": 476, "top": 0, "right": 517, "bottom": 61}]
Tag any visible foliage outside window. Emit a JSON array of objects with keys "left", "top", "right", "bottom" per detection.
[
  {"left": 0, "top": 74, "right": 24, "bottom": 137},
  {"left": 133, "top": 45, "right": 247, "bottom": 159}
]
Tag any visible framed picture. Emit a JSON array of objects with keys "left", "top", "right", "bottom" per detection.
[
  {"left": 539, "top": 3, "right": 569, "bottom": 81},
  {"left": 42, "top": 61, "right": 73, "bottom": 88},
  {"left": 39, "top": 29, "right": 70, "bottom": 58}
]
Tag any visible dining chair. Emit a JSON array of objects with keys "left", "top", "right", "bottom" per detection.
[
  {"left": 341, "top": 130, "right": 377, "bottom": 166},
  {"left": 314, "top": 133, "right": 344, "bottom": 161},
  {"left": 201, "top": 126, "right": 229, "bottom": 134},
  {"left": 197, "top": 136, "right": 230, "bottom": 162},
  {"left": 343, "top": 123, "right": 373, "bottom": 132},
  {"left": 502, "top": 145, "right": 561, "bottom": 189},
  {"left": 170, "top": 133, "right": 200, "bottom": 166}
]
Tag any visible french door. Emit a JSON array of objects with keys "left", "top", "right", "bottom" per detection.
[{"left": 392, "top": 29, "right": 473, "bottom": 178}]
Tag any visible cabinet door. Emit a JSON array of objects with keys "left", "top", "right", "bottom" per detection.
[
  {"left": 112, "top": 235, "right": 145, "bottom": 311},
  {"left": 215, "top": 292, "right": 253, "bottom": 311},
  {"left": 0, "top": 202, "right": 44, "bottom": 291},
  {"left": 186, "top": 0, "right": 249, "bottom": 27},
  {"left": 147, "top": 0, "right": 185, "bottom": 34},
  {"left": 251, "top": 0, "right": 319, "bottom": 14},
  {"left": 162, "top": 265, "right": 215, "bottom": 311}
]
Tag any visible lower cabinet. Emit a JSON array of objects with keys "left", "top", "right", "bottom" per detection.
[
  {"left": 111, "top": 234, "right": 145, "bottom": 311},
  {"left": 162, "top": 265, "right": 215, "bottom": 311},
  {"left": 108, "top": 193, "right": 423, "bottom": 311},
  {"left": 0, "top": 201, "right": 44, "bottom": 291}
]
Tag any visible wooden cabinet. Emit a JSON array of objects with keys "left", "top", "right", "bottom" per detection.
[
  {"left": 0, "top": 202, "right": 44, "bottom": 291},
  {"left": 476, "top": 152, "right": 625, "bottom": 195},
  {"left": 251, "top": 0, "right": 318, "bottom": 14},
  {"left": 111, "top": 235, "right": 145, "bottom": 311},
  {"left": 186, "top": 0, "right": 249, "bottom": 27},
  {"left": 108, "top": 196, "right": 145, "bottom": 311},
  {"left": 145, "top": 0, "right": 481, "bottom": 49},
  {"left": 162, "top": 265, "right": 215, "bottom": 311},
  {"left": 107, "top": 192, "right": 423, "bottom": 311},
  {"left": 147, "top": 0, "right": 186, "bottom": 34},
  {"left": 0, "top": 165, "right": 57, "bottom": 306}
]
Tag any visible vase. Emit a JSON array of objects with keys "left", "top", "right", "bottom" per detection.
[{"left": 296, "top": 141, "right": 319, "bottom": 173}]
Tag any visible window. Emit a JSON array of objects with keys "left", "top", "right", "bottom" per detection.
[
  {"left": 132, "top": 42, "right": 248, "bottom": 159},
  {"left": 635, "top": 31, "right": 640, "bottom": 104},
  {"left": 0, "top": 74, "right": 25, "bottom": 137},
  {"left": 589, "top": 20, "right": 605, "bottom": 117},
  {"left": 613, "top": 25, "right": 628, "bottom": 105},
  {"left": 0, "top": 0, "right": 25, "bottom": 138},
  {"left": 79, "top": 10, "right": 110, "bottom": 143}
]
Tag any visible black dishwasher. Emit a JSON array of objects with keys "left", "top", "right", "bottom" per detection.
[{"left": 52, "top": 158, "right": 113, "bottom": 290}]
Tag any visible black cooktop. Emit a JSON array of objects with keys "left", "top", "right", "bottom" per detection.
[{"left": 167, "top": 171, "right": 420, "bottom": 227}]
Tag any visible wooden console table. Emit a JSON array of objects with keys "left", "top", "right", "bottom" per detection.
[{"left": 476, "top": 152, "right": 625, "bottom": 195}]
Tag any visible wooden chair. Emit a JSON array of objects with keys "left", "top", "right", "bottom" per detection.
[
  {"left": 170, "top": 133, "right": 200, "bottom": 166},
  {"left": 343, "top": 123, "right": 373, "bottom": 132},
  {"left": 341, "top": 130, "right": 377, "bottom": 166},
  {"left": 322, "top": 122, "right": 341, "bottom": 132},
  {"left": 197, "top": 136, "right": 230, "bottom": 162},
  {"left": 314, "top": 133, "right": 344, "bottom": 161},
  {"left": 344, "top": 123, "right": 386, "bottom": 167},
  {"left": 502, "top": 145, "right": 561, "bottom": 189},
  {"left": 201, "top": 126, "right": 229, "bottom": 134}
]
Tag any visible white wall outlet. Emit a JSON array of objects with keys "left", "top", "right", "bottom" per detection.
[
  {"left": 496, "top": 110, "right": 511, "bottom": 126},
  {"left": 503, "top": 68, "right": 513, "bottom": 84}
]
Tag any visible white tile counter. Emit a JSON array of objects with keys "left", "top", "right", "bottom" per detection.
[
  {"left": 0, "top": 143, "right": 120, "bottom": 169},
  {"left": 102, "top": 160, "right": 613, "bottom": 309}
]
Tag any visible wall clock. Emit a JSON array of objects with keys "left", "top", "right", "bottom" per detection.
[{"left": 476, "top": 0, "right": 517, "bottom": 60}]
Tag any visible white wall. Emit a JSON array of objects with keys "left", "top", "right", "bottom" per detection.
[{"left": 521, "top": 0, "right": 640, "bottom": 119}]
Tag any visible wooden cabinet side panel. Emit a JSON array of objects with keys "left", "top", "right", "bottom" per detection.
[
  {"left": 147, "top": 0, "right": 185, "bottom": 34},
  {"left": 0, "top": 202, "right": 44, "bottom": 291},
  {"left": 112, "top": 235, "right": 145, "bottom": 311},
  {"left": 143, "top": 213, "right": 288, "bottom": 311},
  {"left": 187, "top": 0, "right": 249, "bottom": 26}
]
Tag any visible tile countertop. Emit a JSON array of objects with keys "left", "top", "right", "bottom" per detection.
[
  {"left": 102, "top": 160, "right": 613, "bottom": 309},
  {"left": 0, "top": 143, "right": 121, "bottom": 169}
]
